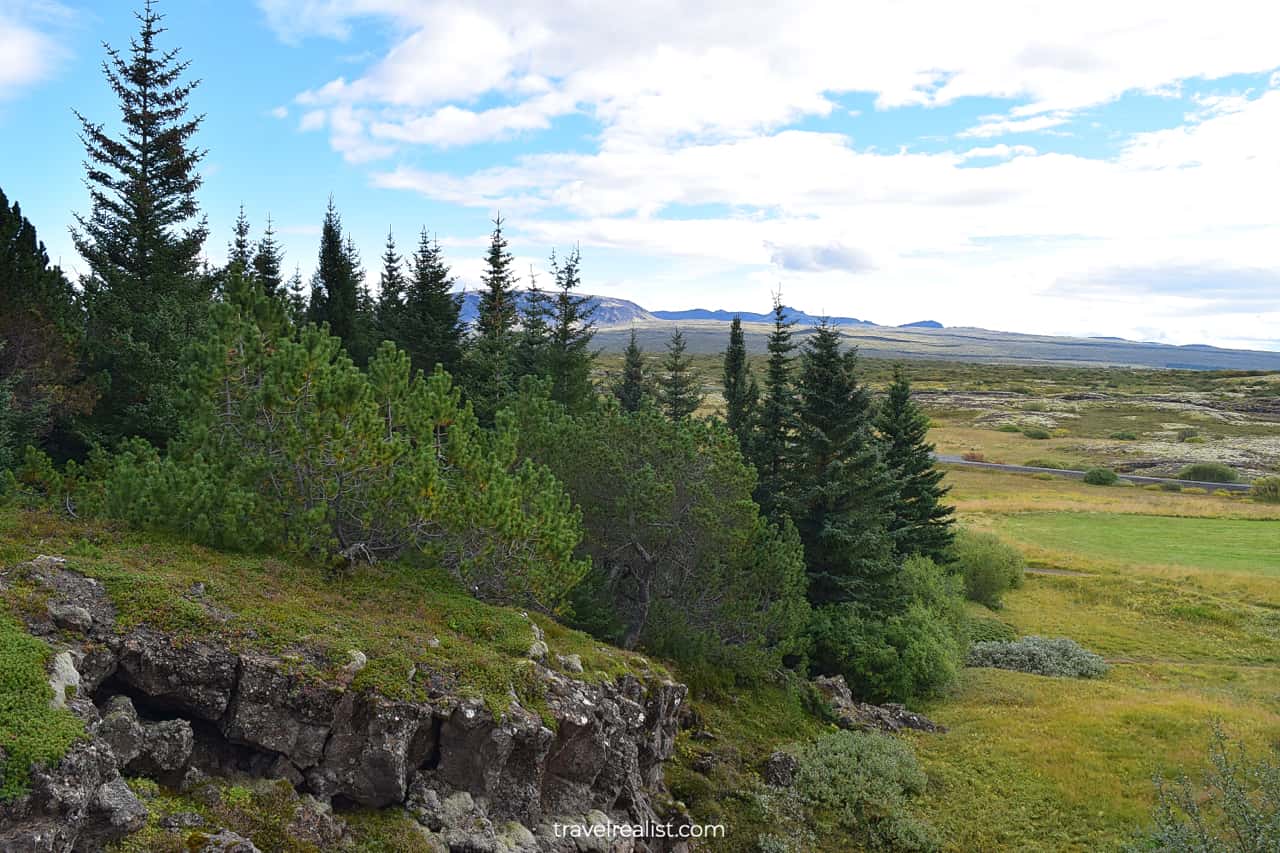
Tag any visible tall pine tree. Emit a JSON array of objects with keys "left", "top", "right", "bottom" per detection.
[
  {"left": 875, "top": 366, "right": 954, "bottom": 561},
  {"left": 515, "top": 266, "right": 552, "bottom": 379},
  {"left": 252, "top": 214, "right": 285, "bottom": 298},
  {"left": 545, "top": 246, "right": 596, "bottom": 411},
  {"left": 284, "top": 264, "right": 307, "bottom": 327},
  {"left": 752, "top": 293, "right": 798, "bottom": 518},
  {"left": 657, "top": 328, "right": 702, "bottom": 420},
  {"left": 308, "top": 198, "right": 362, "bottom": 356},
  {"left": 791, "top": 321, "right": 899, "bottom": 609},
  {"left": 401, "top": 229, "right": 463, "bottom": 378},
  {"left": 375, "top": 228, "right": 406, "bottom": 346},
  {"left": 722, "top": 315, "right": 757, "bottom": 449},
  {"left": 467, "top": 214, "right": 519, "bottom": 421},
  {"left": 227, "top": 205, "right": 253, "bottom": 277},
  {"left": 614, "top": 329, "right": 648, "bottom": 413},
  {"left": 72, "top": 0, "right": 210, "bottom": 446}
]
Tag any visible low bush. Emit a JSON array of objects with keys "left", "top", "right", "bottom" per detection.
[
  {"left": 1182, "top": 487, "right": 1208, "bottom": 495},
  {"left": 1142, "top": 484, "right": 1163, "bottom": 491},
  {"left": 1175, "top": 428, "right": 1199, "bottom": 442},
  {"left": 966, "top": 615, "right": 1017, "bottom": 644},
  {"left": 1178, "top": 462, "right": 1239, "bottom": 483},
  {"left": 1022, "top": 427, "right": 1051, "bottom": 440},
  {"left": 1160, "top": 481, "right": 1183, "bottom": 492},
  {"left": 961, "top": 451, "right": 986, "bottom": 462},
  {"left": 1251, "top": 476, "right": 1280, "bottom": 504},
  {"left": 947, "top": 528, "right": 1024, "bottom": 610},
  {"left": 1134, "top": 722, "right": 1280, "bottom": 853},
  {"left": 1024, "top": 458, "right": 1068, "bottom": 469},
  {"left": 967, "top": 636, "right": 1109, "bottom": 678},
  {"left": 1110, "top": 431, "right": 1138, "bottom": 440},
  {"left": 996, "top": 424, "right": 1022, "bottom": 433},
  {"left": 1083, "top": 468, "right": 1119, "bottom": 486},
  {"left": 1032, "top": 473, "right": 1056, "bottom": 481},
  {"left": 759, "top": 730, "right": 940, "bottom": 852}
]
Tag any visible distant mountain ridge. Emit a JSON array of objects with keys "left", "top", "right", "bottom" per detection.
[{"left": 450, "top": 289, "right": 1280, "bottom": 370}]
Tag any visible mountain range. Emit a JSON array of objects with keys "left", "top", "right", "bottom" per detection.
[{"left": 454, "top": 290, "right": 1280, "bottom": 371}]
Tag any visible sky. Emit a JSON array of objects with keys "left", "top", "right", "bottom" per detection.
[{"left": 2, "top": 0, "right": 1279, "bottom": 350}]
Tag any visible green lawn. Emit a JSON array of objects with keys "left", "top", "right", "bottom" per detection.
[{"left": 996, "top": 512, "right": 1280, "bottom": 576}]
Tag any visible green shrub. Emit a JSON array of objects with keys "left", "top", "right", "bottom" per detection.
[
  {"left": 1160, "top": 481, "right": 1183, "bottom": 492},
  {"left": 763, "top": 730, "right": 940, "bottom": 852},
  {"left": 1177, "top": 462, "right": 1239, "bottom": 483},
  {"left": 1182, "top": 487, "right": 1208, "bottom": 495},
  {"left": 808, "top": 556, "right": 966, "bottom": 703},
  {"left": 948, "top": 528, "right": 1025, "bottom": 609},
  {"left": 1021, "top": 402, "right": 1047, "bottom": 413},
  {"left": 967, "top": 615, "right": 1017, "bottom": 644},
  {"left": 102, "top": 288, "right": 588, "bottom": 613},
  {"left": 1022, "top": 427, "right": 1051, "bottom": 440},
  {"left": 1133, "top": 722, "right": 1280, "bottom": 853},
  {"left": 967, "top": 636, "right": 1109, "bottom": 678},
  {"left": 996, "top": 424, "right": 1022, "bottom": 433},
  {"left": 1024, "top": 458, "right": 1068, "bottom": 469},
  {"left": 1251, "top": 477, "right": 1280, "bottom": 504},
  {"left": 1110, "top": 431, "right": 1138, "bottom": 440},
  {"left": 1083, "top": 468, "right": 1119, "bottom": 486},
  {"left": 1175, "top": 427, "right": 1199, "bottom": 442}
]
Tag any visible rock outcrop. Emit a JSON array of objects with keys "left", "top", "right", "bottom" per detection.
[
  {"left": 0, "top": 556, "right": 688, "bottom": 852},
  {"left": 813, "top": 675, "right": 946, "bottom": 734}
]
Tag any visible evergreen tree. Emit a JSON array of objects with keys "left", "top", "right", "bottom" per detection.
[
  {"left": 614, "top": 329, "right": 648, "bottom": 413},
  {"left": 227, "top": 205, "right": 253, "bottom": 277},
  {"left": 791, "top": 321, "right": 899, "bottom": 609},
  {"left": 657, "top": 328, "right": 702, "bottom": 420},
  {"left": 545, "top": 246, "right": 597, "bottom": 411},
  {"left": 1, "top": 186, "right": 92, "bottom": 464},
  {"left": 515, "top": 266, "right": 552, "bottom": 379},
  {"left": 307, "top": 198, "right": 362, "bottom": 355},
  {"left": 466, "top": 214, "right": 520, "bottom": 421},
  {"left": 722, "top": 314, "right": 757, "bottom": 448},
  {"left": 348, "top": 234, "right": 376, "bottom": 366},
  {"left": 375, "top": 227, "right": 406, "bottom": 345},
  {"left": 752, "top": 293, "right": 798, "bottom": 517},
  {"left": 401, "top": 229, "right": 463, "bottom": 378},
  {"left": 252, "top": 214, "right": 285, "bottom": 297},
  {"left": 876, "top": 366, "right": 955, "bottom": 561},
  {"left": 283, "top": 265, "right": 307, "bottom": 327},
  {"left": 72, "top": 0, "right": 210, "bottom": 446}
]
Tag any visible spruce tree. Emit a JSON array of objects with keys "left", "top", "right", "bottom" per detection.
[
  {"left": 876, "top": 366, "right": 954, "bottom": 561},
  {"left": 375, "top": 228, "right": 406, "bottom": 346},
  {"left": 1, "top": 186, "right": 91, "bottom": 463},
  {"left": 402, "top": 229, "right": 463, "bottom": 377},
  {"left": 792, "top": 321, "right": 899, "bottom": 609},
  {"left": 515, "top": 267, "right": 552, "bottom": 379},
  {"left": 227, "top": 205, "right": 253, "bottom": 277},
  {"left": 348, "top": 235, "right": 376, "bottom": 366},
  {"left": 467, "top": 214, "right": 520, "bottom": 421},
  {"left": 284, "top": 265, "right": 307, "bottom": 327},
  {"left": 72, "top": 0, "right": 210, "bottom": 446},
  {"left": 252, "top": 215, "right": 285, "bottom": 298},
  {"left": 722, "top": 314, "right": 757, "bottom": 448},
  {"left": 657, "top": 328, "right": 702, "bottom": 420},
  {"left": 614, "top": 329, "right": 648, "bottom": 413},
  {"left": 308, "top": 198, "right": 361, "bottom": 355},
  {"left": 752, "top": 293, "right": 798, "bottom": 518},
  {"left": 546, "top": 247, "right": 596, "bottom": 411}
]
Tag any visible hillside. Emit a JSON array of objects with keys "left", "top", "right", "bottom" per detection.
[{"left": 591, "top": 320, "right": 1280, "bottom": 371}]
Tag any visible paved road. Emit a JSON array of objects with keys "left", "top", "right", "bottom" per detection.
[{"left": 933, "top": 454, "right": 1254, "bottom": 492}]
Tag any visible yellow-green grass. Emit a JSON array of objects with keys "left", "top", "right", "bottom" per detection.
[
  {"left": 996, "top": 512, "right": 1280, "bottom": 578},
  {"left": 0, "top": 508, "right": 660, "bottom": 723},
  {"left": 943, "top": 466, "right": 1280, "bottom": 520}
]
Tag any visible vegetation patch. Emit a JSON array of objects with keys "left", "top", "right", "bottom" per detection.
[
  {"left": 967, "top": 636, "right": 1109, "bottom": 679},
  {"left": 0, "top": 610, "right": 85, "bottom": 800},
  {"left": 1178, "top": 462, "right": 1239, "bottom": 483},
  {"left": 1083, "top": 468, "right": 1119, "bottom": 486}
]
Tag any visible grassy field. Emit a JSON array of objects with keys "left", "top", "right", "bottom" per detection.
[{"left": 906, "top": 464, "right": 1280, "bottom": 852}]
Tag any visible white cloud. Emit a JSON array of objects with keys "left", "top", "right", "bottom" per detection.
[
  {"left": 257, "top": 0, "right": 1280, "bottom": 347},
  {"left": 270, "top": 105, "right": 289, "bottom": 119},
  {"left": 0, "top": 1, "right": 70, "bottom": 98}
]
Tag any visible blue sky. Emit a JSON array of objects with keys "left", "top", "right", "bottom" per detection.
[{"left": 2, "top": 0, "right": 1279, "bottom": 350}]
